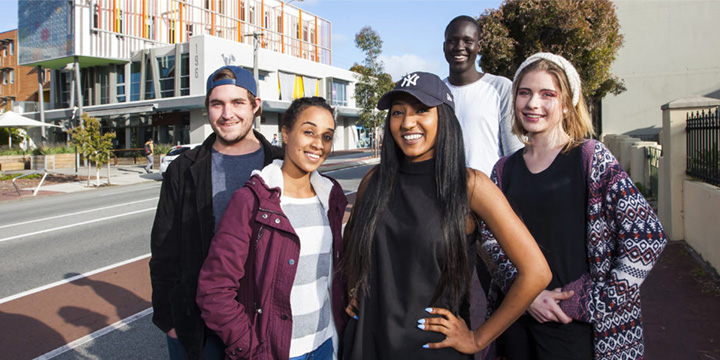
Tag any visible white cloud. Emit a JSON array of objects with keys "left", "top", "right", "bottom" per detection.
[{"left": 380, "top": 54, "right": 441, "bottom": 81}]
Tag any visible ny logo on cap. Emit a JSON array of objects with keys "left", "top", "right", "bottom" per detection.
[{"left": 400, "top": 73, "right": 419, "bottom": 87}]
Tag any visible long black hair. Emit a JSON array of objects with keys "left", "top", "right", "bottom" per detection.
[{"left": 342, "top": 102, "right": 470, "bottom": 311}]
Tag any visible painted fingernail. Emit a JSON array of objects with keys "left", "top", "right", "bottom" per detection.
[
  {"left": 425, "top": 307, "right": 433, "bottom": 313},
  {"left": 354, "top": 315, "right": 358, "bottom": 320},
  {"left": 423, "top": 344, "right": 429, "bottom": 349},
  {"left": 417, "top": 324, "right": 425, "bottom": 330},
  {"left": 417, "top": 319, "right": 426, "bottom": 324}
]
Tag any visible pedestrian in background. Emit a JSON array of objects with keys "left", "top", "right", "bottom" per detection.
[
  {"left": 342, "top": 72, "right": 550, "bottom": 359},
  {"left": 196, "top": 97, "right": 348, "bottom": 360},
  {"left": 272, "top": 133, "right": 279, "bottom": 146},
  {"left": 483, "top": 53, "right": 667, "bottom": 360},
  {"left": 144, "top": 138, "right": 154, "bottom": 173},
  {"left": 150, "top": 65, "right": 282, "bottom": 360}
]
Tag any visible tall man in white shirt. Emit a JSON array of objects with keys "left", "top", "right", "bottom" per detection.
[{"left": 443, "top": 15, "right": 523, "bottom": 175}]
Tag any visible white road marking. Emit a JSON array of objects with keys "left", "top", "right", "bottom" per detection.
[
  {"left": 0, "top": 253, "right": 151, "bottom": 305},
  {"left": 0, "top": 208, "right": 156, "bottom": 244},
  {"left": 97, "top": 183, "right": 161, "bottom": 197},
  {"left": 35, "top": 307, "right": 154, "bottom": 360},
  {"left": 0, "top": 198, "right": 158, "bottom": 230}
]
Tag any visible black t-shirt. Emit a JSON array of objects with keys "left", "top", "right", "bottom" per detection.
[{"left": 504, "top": 147, "right": 588, "bottom": 289}]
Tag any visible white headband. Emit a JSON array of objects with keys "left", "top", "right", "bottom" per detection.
[{"left": 513, "top": 52, "right": 581, "bottom": 106}]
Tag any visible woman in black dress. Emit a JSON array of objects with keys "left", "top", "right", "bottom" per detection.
[{"left": 341, "top": 71, "right": 551, "bottom": 359}]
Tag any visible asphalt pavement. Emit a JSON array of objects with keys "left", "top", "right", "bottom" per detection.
[{"left": 0, "top": 148, "right": 378, "bottom": 203}]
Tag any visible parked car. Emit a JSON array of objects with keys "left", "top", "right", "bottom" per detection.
[{"left": 159, "top": 143, "right": 202, "bottom": 177}]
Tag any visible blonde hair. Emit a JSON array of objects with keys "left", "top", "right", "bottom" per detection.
[{"left": 511, "top": 59, "right": 594, "bottom": 150}]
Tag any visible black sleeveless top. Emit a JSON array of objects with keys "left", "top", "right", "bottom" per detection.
[
  {"left": 345, "top": 158, "right": 474, "bottom": 360},
  {"left": 504, "top": 146, "right": 589, "bottom": 290}
]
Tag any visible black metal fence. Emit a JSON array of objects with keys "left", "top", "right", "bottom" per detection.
[
  {"left": 686, "top": 106, "right": 720, "bottom": 186},
  {"left": 646, "top": 146, "right": 661, "bottom": 197}
]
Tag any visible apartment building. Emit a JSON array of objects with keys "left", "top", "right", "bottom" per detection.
[
  {"left": 0, "top": 30, "right": 51, "bottom": 113},
  {"left": 18, "top": 0, "right": 362, "bottom": 150}
]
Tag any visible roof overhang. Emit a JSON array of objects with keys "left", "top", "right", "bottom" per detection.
[
  {"left": 20, "top": 55, "right": 128, "bottom": 70},
  {"left": 20, "top": 96, "right": 359, "bottom": 121}
]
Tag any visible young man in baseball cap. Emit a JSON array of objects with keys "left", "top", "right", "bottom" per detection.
[{"left": 150, "top": 66, "right": 282, "bottom": 359}]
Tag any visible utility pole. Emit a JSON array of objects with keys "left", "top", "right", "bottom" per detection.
[
  {"left": 37, "top": 66, "right": 46, "bottom": 143},
  {"left": 244, "top": 32, "right": 263, "bottom": 131}
]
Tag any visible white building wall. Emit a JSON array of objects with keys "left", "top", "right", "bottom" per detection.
[
  {"left": 601, "top": 1, "right": 720, "bottom": 137},
  {"left": 188, "top": 35, "right": 359, "bottom": 146}
]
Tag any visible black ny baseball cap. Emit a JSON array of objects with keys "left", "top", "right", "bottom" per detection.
[
  {"left": 206, "top": 66, "right": 257, "bottom": 96},
  {"left": 377, "top": 72, "right": 454, "bottom": 111}
]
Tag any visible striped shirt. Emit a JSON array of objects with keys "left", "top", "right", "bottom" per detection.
[{"left": 281, "top": 194, "right": 334, "bottom": 358}]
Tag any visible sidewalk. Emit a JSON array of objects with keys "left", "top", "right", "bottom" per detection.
[{"left": 0, "top": 149, "right": 379, "bottom": 203}]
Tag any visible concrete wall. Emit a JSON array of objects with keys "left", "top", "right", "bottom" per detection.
[
  {"left": 602, "top": 1, "right": 720, "bottom": 137},
  {"left": 684, "top": 180, "right": 720, "bottom": 271},
  {"left": 658, "top": 96, "right": 720, "bottom": 241},
  {"left": 603, "top": 134, "right": 660, "bottom": 194}
]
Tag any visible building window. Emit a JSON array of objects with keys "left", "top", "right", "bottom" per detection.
[
  {"left": 8, "top": 41, "right": 13, "bottom": 56},
  {"left": 145, "top": 58, "right": 155, "bottom": 99},
  {"left": 331, "top": 80, "right": 347, "bottom": 107},
  {"left": 169, "top": 19, "right": 176, "bottom": 43},
  {"left": 146, "top": 16, "right": 156, "bottom": 40},
  {"left": 158, "top": 55, "right": 176, "bottom": 98},
  {"left": 117, "top": 70, "right": 126, "bottom": 102},
  {"left": 99, "top": 70, "right": 109, "bottom": 104},
  {"left": 2, "top": 71, "right": 7, "bottom": 85},
  {"left": 181, "top": 53, "right": 190, "bottom": 96},
  {"left": 9, "top": 70, "right": 14, "bottom": 84},
  {"left": 130, "top": 61, "right": 141, "bottom": 101},
  {"left": 117, "top": 9, "right": 123, "bottom": 33},
  {"left": 93, "top": 4, "right": 99, "bottom": 28},
  {"left": 60, "top": 71, "right": 71, "bottom": 107}
]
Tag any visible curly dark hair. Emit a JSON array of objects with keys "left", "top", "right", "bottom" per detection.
[{"left": 281, "top": 97, "right": 335, "bottom": 131}]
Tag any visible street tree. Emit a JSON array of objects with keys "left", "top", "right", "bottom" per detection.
[
  {"left": 69, "top": 114, "right": 116, "bottom": 187},
  {"left": 353, "top": 26, "right": 395, "bottom": 157},
  {"left": 477, "top": 0, "right": 625, "bottom": 100}
]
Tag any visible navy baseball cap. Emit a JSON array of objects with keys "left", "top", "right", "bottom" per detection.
[
  {"left": 377, "top": 72, "right": 454, "bottom": 111},
  {"left": 206, "top": 66, "right": 257, "bottom": 96}
]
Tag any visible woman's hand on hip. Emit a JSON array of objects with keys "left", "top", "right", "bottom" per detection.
[{"left": 418, "top": 307, "right": 481, "bottom": 354}]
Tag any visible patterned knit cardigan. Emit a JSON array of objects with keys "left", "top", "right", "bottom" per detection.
[{"left": 480, "top": 139, "right": 668, "bottom": 360}]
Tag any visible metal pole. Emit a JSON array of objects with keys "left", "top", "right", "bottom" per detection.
[
  {"left": 37, "top": 66, "right": 46, "bottom": 143},
  {"left": 253, "top": 33, "right": 261, "bottom": 131},
  {"left": 74, "top": 56, "right": 83, "bottom": 121},
  {"left": 244, "top": 32, "right": 263, "bottom": 131}
]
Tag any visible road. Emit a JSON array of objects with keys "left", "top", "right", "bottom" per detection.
[{"left": 0, "top": 164, "right": 372, "bottom": 360}]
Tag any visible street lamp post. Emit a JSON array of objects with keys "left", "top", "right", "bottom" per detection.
[{"left": 244, "top": 32, "right": 263, "bottom": 131}]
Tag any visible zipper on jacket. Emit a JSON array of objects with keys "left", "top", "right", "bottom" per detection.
[
  {"left": 255, "top": 226, "right": 264, "bottom": 249},
  {"left": 258, "top": 207, "right": 284, "bottom": 217}
]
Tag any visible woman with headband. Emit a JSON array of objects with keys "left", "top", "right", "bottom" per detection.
[{"left": 476, "top": 53, "right": 667, "bottom": 359}]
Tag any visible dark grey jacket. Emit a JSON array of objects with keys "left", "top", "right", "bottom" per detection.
[{"left": 150, "top": 131, "right": 282, "bottom": 359}]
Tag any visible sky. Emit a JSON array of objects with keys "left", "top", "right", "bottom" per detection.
[{"left": 0, "top": 0, "right": 502, "bottom": 81}]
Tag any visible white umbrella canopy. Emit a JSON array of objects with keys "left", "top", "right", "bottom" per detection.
[
  {"left": 0, "top": 111, "right": 61, "bottom": 148},
  {"left": 0, "top": 111, "right": 61, "bottom": 129}
]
